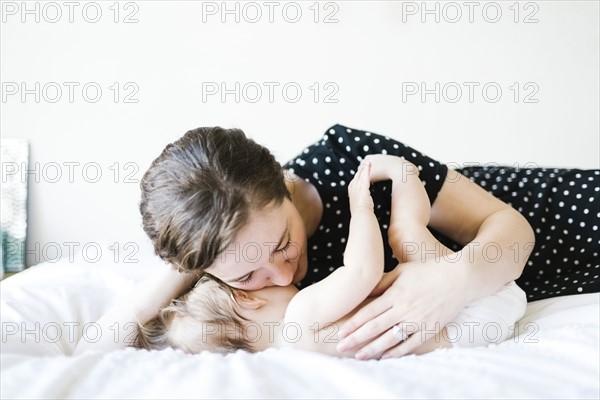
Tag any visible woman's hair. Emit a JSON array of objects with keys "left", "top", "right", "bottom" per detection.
[
  {"left": 139, "top": 127, "right": 290, "bottom": 272},
  {"left": 133, "top": 274, "right": 256, "bottom": 354}
]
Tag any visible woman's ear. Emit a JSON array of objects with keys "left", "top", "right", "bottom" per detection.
[{"left": 232, "top": 289, "right": 267, "bottom": 310}]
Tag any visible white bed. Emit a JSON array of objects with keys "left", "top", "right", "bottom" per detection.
[{"left": 1, "top": 246, "right": 599, "bottom": 399}]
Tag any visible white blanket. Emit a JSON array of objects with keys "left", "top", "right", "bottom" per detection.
[{"left": 1, "top": 253, "right": 599, "bottom": 399}]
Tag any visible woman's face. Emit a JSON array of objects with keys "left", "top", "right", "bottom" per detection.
[{"left": 205, "top": 198, "right": 308, "bottom": 290}]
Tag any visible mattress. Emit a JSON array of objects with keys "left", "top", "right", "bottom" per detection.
[{"left": 1, "top": 247, "right": 598, "bottom": 399}]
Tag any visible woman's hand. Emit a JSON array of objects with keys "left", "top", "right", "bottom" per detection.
[
  {"left": 336, "top": 258, "right": 470, "bottom": 360},
  {"left": 337, "top": 154, "right": 461, "bottom": 359},
  {"left": 368, "top": 264, "right": 401, "bottom": 297},
  {"left": 339, "top": 167, "right": 534, "bottom": 360}
]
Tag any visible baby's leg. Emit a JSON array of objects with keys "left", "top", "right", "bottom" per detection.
[{"left": 387, "top": 177, "right": 452, "bottom": 263}]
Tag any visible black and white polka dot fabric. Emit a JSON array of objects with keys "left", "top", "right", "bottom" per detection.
[
  {"left": 455, "top": 166, "right": 599, "bottom": 301},
  {"left": 285, "top": 124, "right": 448, "bottom": 289},
  {"left": 284, "top": 124, "right": 599, "bottom": 302}
]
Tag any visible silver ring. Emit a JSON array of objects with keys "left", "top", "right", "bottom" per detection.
[{"left": 392, "top": 324, "right": 409, "bottom": 342}]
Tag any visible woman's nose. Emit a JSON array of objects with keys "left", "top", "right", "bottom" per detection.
[{"left": 267, "top": 261, "right": 294, "bottom": 286}]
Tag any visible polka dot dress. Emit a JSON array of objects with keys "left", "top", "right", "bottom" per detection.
[
  {"left": 284, "top": 124, "right": 448, "bottom": 289},
  {"left": 455, "top": 166, "right": 600, "bottom": 301},
  {"left": 284, "top": 124, "right": 600, "bottom": 302}
]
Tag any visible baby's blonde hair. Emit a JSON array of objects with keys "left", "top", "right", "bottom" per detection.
[{"left": 134, "top": 274, "right": 256, "bottom": 354}]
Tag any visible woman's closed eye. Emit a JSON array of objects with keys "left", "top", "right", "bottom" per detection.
[
  {"left": 277, "top": 240, "right": 292, "bottom": 253},
  {"left": 234, "top": 240, "right": 294, "bottom": 286},
  {"left": 236, "top": 272, "right": 253, "bottom": 286}
]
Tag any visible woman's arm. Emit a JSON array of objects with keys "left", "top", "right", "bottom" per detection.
[
  {"left": 73, "top": 265, "right": 198, "bottom": 354},
  {"left": 430, "top": 168, "right": 535, "bottom": 298},
  {"left": 337, "top": 156, "right": 535, "bottom": 359}
]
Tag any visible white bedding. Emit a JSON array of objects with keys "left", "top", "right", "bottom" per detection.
[{"left": 1, "top": 250, "right": 599, "bottom": 399}]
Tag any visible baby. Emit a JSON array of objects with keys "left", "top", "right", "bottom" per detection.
[{"left": 135, "top": 158, "right": 527, "bottom": 358}]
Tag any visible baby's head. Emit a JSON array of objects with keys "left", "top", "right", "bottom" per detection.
[
  {"left": 134, "top": 274, "right": 293, "bottom": 354},
  {"left": 134, "top": 274, "right": 259, "bottom": 353}
]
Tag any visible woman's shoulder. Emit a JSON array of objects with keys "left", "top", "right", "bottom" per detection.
[
  {"left": 283, "top": 124, "right": 393, "bottom": 174},
  {"left": 284, "top": 124, "right": 449, "bottom": 204},
  {"left": 284, "top": 123, "right": 435, "bottom": 166}
]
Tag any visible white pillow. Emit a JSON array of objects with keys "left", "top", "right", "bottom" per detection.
[{"left": 1, "top": 245, "right": 166, "bottom": 356}]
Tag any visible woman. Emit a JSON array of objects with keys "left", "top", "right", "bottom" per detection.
[
  {"left": 134, "top": 158, "right": 527, "bottom": 359},
  {"left": 75, "top": 124, "right": 598, "bottom": 358}
]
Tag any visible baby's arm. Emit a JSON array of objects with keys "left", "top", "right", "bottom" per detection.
[
  {"left": 365, "top": 154, "right": 452, "bottom": 264},
  {"left": 285, "top": 161, "right": 384, "bottom": 327}
]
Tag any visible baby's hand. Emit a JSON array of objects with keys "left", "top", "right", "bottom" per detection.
[{"left": 348, "top": 160, "right": 374, "bottom": 212}]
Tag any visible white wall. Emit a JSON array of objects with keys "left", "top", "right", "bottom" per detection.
[{"left": 1, "top": 1, "right": 598, "bottom": 267}]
